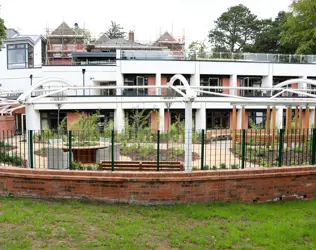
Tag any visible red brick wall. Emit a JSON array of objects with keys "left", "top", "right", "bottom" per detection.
[
  {"left": 148, "top": 76, "right": 156, "bottom": 96},
  {"left": 1, "top": 166, "right": 315, "bottom": 204},
  {"left": 67, "top": 112, "right": 87, "bottom": 130},
  {"left": 0, "top": 116, "right": 15, "bottom": 133}
]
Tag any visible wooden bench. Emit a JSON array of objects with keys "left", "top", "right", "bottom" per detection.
[{"left": 99, "top": 161, "right": 184, "bottom": 171}]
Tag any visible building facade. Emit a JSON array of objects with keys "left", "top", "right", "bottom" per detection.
[{"left": 1, "top": 29, "right": 316, "bottom": 133}]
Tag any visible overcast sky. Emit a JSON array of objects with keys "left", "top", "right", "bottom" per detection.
[{"left": 1, "top": 0, "right": 292, "bottom": 43}]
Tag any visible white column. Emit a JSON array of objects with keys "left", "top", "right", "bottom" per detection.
[
  {"left": 156, "top": 73, "right": 161, "bottom": 95},
  {"left": 190, "top": 61, "right": 200, "bottom": 87},
  {"left": 25, "top": 105, "right": 41, "bottom": 169},
  {"left": 230, "top": 74, "right": 237, "bottom": 96},
  {"left": 276, "top": 107, "right": 284, "bottom": 129},
  {"left": 25, "top": 105, "right": 41, "bottom": 131},
  {"left": 195, "top": 103, "right": 206, "bottom": 131},
  {"left": 237, "top": 107, "right": 242, "bottom": 129},
  {"left": 116, "top": 49, "right": 124, "bottom": 96},
  {"left": 114, "top": 107, "right": 124, "bottom": 132},
  {"left": 159, "top": 107, "right": 165, "bottom": 132},
  {"left": 184, "top": 102, "right": 193, "bottom": 172},
  {"left": 299, "top": 76, "right": 308, "bottom": 97},
  {"left": 262, "top": 70, "right": 273, "bottom": 96}
]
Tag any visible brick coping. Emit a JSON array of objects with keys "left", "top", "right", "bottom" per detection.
[{"left": 1, "top": 166, "right": 315, "bottom": 182}]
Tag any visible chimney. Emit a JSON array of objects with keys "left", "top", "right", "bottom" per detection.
[{"left": 128, "top": 30, "right": 134, "bottom": 41}]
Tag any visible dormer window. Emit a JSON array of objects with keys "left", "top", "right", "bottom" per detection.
[{"left": 7, "top": 43, "right": 34, "bottom": 69}]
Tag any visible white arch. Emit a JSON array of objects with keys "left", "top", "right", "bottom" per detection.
[
  {"left": 18, "top": 77, "right": 74, "bottom": 104},
  {"left": 274, "top": 78, "right": 316, "bottom": 88},
  {"left": 168, "top": 74, "right": 197, "bottom": 100}
]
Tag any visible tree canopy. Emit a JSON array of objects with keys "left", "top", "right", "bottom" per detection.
[
  {"left": 0, "top": 18, "right": 6, "bottom": 49},
  {"left": 244, "top": 12, "right": 296, "bottom": 54},
  {"left": 208, "top": 4, "right": 259, "bottom": 53},
  {"left": 105, "top": 21, "right": 125, "bottom": 39},
  {"left": 188, "top": 41, "right": 208, "bottom": 59},
  {"left": 281, "top": 0, "right": 316, "bottom": 54}
]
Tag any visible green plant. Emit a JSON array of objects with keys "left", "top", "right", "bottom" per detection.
[
  {"left": 302, "top": 161, "right": 310, "bottom": 166},
  {"left": 203, "top": 165, "right": 210, "bottom": 170},
  {"left": 231, "top": 164, "right": 239, "bottom": 169},
  {"left": 192, "top": 167, "right": 199, "bottom": 171},
  {"left": 259, "top": 159, "right": 268, "bottom": 167},
  {"left": 103, "top": 120, "right": 114, "bottom": 138},
  {"left": 272, "top": 160, "right": 279, "bottom": 166},
  {"left": 176, "top": 148, "right": 184, "bottom": 156},
  {"left": 294, "top": 146, "right": 304, "bottom": 153},
  {"left": 291, "top": 161, "right": 299, "bottom": 166},
  {"left": 0, "top": 140, "right": 9, "bottom": 147},
  {"left": 0, "top": 152, "right": 23, "bottom": 166},
  {"left": 220, "top": 163, "right": 227, "bottom": 169},
  {"left": 256, "top": 148, "right": 266, "bottom": 157},
  {"left": 71, "top": 112, "right": 100, "bottom": 142},
  {"left": 71, "top": 161, "right": 84, "bottom": 170},
  {"left": 212, "top": 165, "right": 217, "bottom": 170}
]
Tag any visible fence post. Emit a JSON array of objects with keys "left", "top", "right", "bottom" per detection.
[
  {"left": 312, "top": 128, "right": 316, "bottom": 165},
  {"left": 201, "top": 129, "right": 205, "bottom": 170},
  {"left": 157, "top": 130, "right": 160, "bottom": 171},
  {"left": 28, "top": 130, "right": 34, "bottom": 169},
  {"left": 68, "top": 130, "right": 72, "bottom": 169},
  {"left": 241, "top": 129, "right": 246, "bottom": 169},
  {"left": 278, "top": 129, "right": 284, "bottom": 167},
  {"left": 111, "top": 130, "right": 115, "bottom": 171}
]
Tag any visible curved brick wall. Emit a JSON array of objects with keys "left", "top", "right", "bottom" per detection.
[{"left": 0, "top": 167, "right": 315, "bottom": 204}]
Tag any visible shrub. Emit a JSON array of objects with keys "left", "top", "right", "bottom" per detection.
[
  {"left": 259, "top": 159, "right": 268, "bottom": 167},
  {"left": 302, "top": 161, "right": 310, "bottom": 166},
  {"left": 256, "top": 148, "right": 266, "bottom": 157},
  {"left": 0, "top": 152, "right": 23, "bottom": 166},
  {"left": 176, "top": 148, "right": 185, "bottom": 156},
  {"left": 203, "top": 165, "right": 210, "bottom": 170},
  {"left": 0, "top": 141, "right": 9, "bottom": 147},
  {"left": 192, "top": 167, "right": 199, "bottom": 171},
  {"left": 231, "top": 164, "right": 239, "bottom": 169},
  {"left": 212, "top": 165, "right": 217, "bottom": 170},
  {"left": 220, "top": 163, "right": 227, "bottom": 169}
]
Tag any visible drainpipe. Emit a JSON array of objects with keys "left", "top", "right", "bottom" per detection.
[
  {"left": 82, "top": 69, "right": 86, "bottom": 96},
  {"left": 30, "top": 74, "right": 33, "bottom": 86}
]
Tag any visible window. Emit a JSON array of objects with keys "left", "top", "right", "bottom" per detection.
[
  {"left": 200, "top": 76, "right": 223, "bottom": 97},
  {"left": 123, "top": 75, "right": 148, "bottom": 96},
  {"left": 206, "top": 111, "right": 230, "bottom": 129},
  {"left": 240, "top": 77, "right": 262, "bottom": 97},
  {"left": 248, "top": 111, "right": 266, "bottom": 129},
  {"left": 7, "top": 43, "right": 34, "bottom": 69},
  {"left": 100, "top": 82, "right": 116, "bottom": 96}
]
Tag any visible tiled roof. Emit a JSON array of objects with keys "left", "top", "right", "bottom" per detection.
[{"left": 51, "top": 22, "right": 75, "bottom": 36}]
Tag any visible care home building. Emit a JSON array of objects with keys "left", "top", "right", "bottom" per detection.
[{"left": 1, "top": 24, "right": 316, "bottom": 134}]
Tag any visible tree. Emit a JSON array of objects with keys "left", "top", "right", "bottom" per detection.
[
  {"left": 188, "top": 41, "right": 208, "bottom": 59},
  {"left": 0, "top": 18, "right": 6, "bottom": 49},
  {"left": 281, "top": 0, "right": 316, "bottom": 54},
  {"left": 208, "top": 4, "right": 259, "bottom": 52},
  {"left": 105, "top": 21, "right": 125, "bottom": 39},
  {"left": 244, "top": 12, "right": 296, "bottom": 54},
  {"left": 74, "top": 28, "right": 92, "bottom": 44}
]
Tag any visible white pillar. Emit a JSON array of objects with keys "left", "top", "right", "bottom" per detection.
[
  {"left": 114, "top": 107, "right": 124, "bottom": 132},
  {"left": 156, "top": 73, "right": 161, "bottom": 95},
  {"left": 195, "top": 103, "right": 206, "bottom": 131},
  {"left": 25, "top": 105, "right": 41, "bottom": 131},
  {"left": 299, "top": 76, "right": 308, "bottom": 97},
  {"left": 190, "top": 62, "right": 200, "bottom": 87},
  {"left": 276, "top": 107, "right": 284, "bottom": 129},
  {"left": 230, "top": 74, "right": 237, "bottom": 96},
  {"left": 262, "top": 70, "right": 273, "bottom": 96},
  {"left": 237, "top": 107, "right": 242, "bottom": 129},
  {"left": 184, "top": 102, "right": 193, "bottom": 172},
  {"left": 116, "top": 49, "right": 124, "bottom": 96},
  {"left": 25, "top": 105, "right": 41, "bottom": 168},
  {"left": 159, "top": 107, "right": 165, "bottom": 132}
]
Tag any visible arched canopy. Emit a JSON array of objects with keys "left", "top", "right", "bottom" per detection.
[
  {"left": 17, "top": 77, "right": 74, "bottom": 104},
  {"left": 168, "top": 74, "right": 196, "bottom": 101},
  {"left": 273, "top": 78, "right": 316, "bottom": 88}
]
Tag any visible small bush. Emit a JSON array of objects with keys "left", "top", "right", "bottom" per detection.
[
  {"left": 302, "top": 162, "right": 310, "bottom": 166},
  {"left": 212, "top": 165, "right": 217, "bottom": 170},
  {"left": 259, "top": 159, "right": 268, "bottom": 167},
  {"left": 256, "top": 148, "right": 266, "bottom": 157},
  {"left": 220, "top": 163, "right": 227, "bottom": 169},
  {"left": 231, "top": 164, "right": 239, "bottom": 169},
  {"left": 192, "top": 167, "right": 199, "bottom": 171},
  {"left": 203, "top": 165, "right": 210, "bottom": 170}
]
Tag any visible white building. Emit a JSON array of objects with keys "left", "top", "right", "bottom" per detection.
[{"left": 1, "top": 29, "right": 316, "bottom": 133}]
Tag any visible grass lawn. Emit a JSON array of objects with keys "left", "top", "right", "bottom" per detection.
[{"left": 0, "top": 198, "right": 315, "bottom": 249}]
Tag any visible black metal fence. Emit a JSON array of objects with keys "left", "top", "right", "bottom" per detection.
[{"left": 0, "top": 128, "right": 315, "bottom": 171}]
